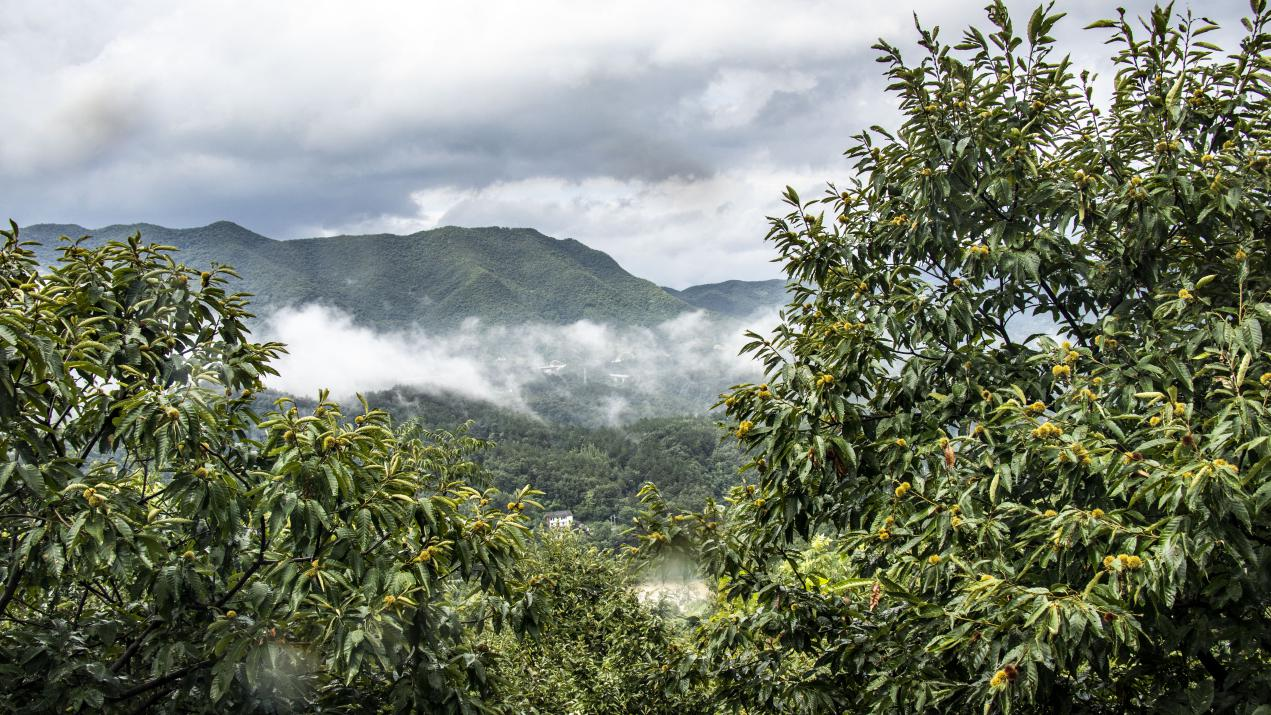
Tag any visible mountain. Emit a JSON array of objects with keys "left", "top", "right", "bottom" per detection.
[
  {"left": 665, "top": 278, "right": 789, "bottom": 317},
  {"left": 20, "top": 222, "right": 693, "bottom": 330}
]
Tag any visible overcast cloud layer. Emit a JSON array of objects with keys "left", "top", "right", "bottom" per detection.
[{"left": 1, "top": 0, "right": 1249, "bottom": 286}]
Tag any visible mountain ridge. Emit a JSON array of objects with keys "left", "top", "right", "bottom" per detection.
[
  {"left": 20, "top": 220, "right": 788, "bottom": 328},
  {"left": 665, "top": 278, "right": 788, "bottom": 318}
]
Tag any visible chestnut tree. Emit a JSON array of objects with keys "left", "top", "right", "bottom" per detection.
[
  {"left": 0, "top": 226, "right": 540, "bottom": 713},
  {"left": 640, "top": 2, "right": 1271, "bottom": 713}
]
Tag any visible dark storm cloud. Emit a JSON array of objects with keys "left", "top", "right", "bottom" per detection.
[{"left": 0, "top": 0, "right": 1250, "bottom": 286}]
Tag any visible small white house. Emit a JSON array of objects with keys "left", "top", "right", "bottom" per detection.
[{"left": 543, "top": 510, "right": 574, "bottom": 529}]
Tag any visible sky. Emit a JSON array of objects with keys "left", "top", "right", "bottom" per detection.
[{"left": 1, "top": 0, "right": 1249, "bottom": 287}]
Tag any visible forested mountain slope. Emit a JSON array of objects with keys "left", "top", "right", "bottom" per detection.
[
  {"left": 665, "top": 278, "right": 788, "bottom": 317},
  {"left": 21, "top": 222, "right": 696, "bottom": 329}
]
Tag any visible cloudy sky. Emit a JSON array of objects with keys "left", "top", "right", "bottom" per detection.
[{"left": 1, "top": 0, "right": 1248, "bottom": 287}]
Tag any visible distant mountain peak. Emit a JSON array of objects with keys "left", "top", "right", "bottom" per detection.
[
  {"left": 204, "top": 219, "right": 254, "bottom": 232},
  {"left": 666, "top": 278, "right": 788, "bottom": 317}
]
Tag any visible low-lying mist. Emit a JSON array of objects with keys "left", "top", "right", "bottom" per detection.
[{"left": 256, "top": 304, "right": 778, "bottom": 424}]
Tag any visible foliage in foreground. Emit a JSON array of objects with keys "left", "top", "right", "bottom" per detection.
[
  {"left": 0, "top": 227, "right": 542, "bottom": 712},
  {"left": 481, "top": 531, "right": 709, "bottom": 714},
  {"left": 639, "top": 2, "right": 1271, "bottom": 713}
]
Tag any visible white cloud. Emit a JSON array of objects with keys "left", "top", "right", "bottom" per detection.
[
  {"left": 691, "top": 68, "right": 819, "bottom": 130},
  {"left": 256, "top": 303, "right": 778, "bottom": 416},
  {"left": 260, "top": 304, "right": 509, "bottom": 404}
]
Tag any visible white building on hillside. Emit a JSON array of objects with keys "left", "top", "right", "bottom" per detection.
[{"left": 543, "top": 510, "right": 574, "bottom": 529}]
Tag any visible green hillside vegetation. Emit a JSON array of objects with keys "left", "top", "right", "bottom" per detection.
[
  {"left": 358, "top": 389, "right": 744, "bottom": 541},
  {"left": 665, "top": 278, "right": 789, "bottom": 317},
  {"left": 20, "top": 222, "right": 695, "bottom": 330}
]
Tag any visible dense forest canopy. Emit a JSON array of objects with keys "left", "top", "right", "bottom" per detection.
[{"left": 364, "top": 389, "right": 744, "bottom": 529}]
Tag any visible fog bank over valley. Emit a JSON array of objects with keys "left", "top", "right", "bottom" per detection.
[{"left": 257, "top": 303, "right": 779, "bottom": 424}]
